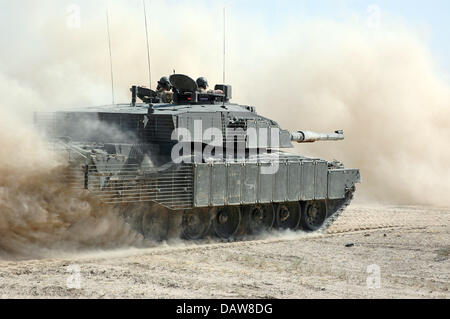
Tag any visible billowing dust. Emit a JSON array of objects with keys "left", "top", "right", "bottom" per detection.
[
  {"left": 0, "top": 112, "right": 146, "bottom": 259},
  {"left": 0, "top": 2, "right": 450, "bottom": 258}
]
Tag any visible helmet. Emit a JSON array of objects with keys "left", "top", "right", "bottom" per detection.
[
  {"left": 196, "top": 77, "right": 208, "bottom": 89},
  {"left": 157, "top": 76, "right": 171, "bottom": 90}
]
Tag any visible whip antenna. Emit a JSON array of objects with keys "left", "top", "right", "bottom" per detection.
[
  {"left": 106, "top": 10, "right": 115, "bottom": 105},
  {"left": 143, "top": 0, "right": 152, "bottom": 88},
  {"left": 222, "top": 6, "right": 226, "bottom": 85}
]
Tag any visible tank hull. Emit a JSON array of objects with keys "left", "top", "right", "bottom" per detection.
[{"left": 58, "top": 143, "right": 359, "bottom": 240}]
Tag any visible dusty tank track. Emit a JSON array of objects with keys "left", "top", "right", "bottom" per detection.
[
  {"left": 318, "top": 186, "right": 355, "bottom": 233},
  {"left": 137, "top": 201, "right": 434, "bottom": 259},
  {"left": 119, "top": 187, "right": 360, "bottom": 243}
]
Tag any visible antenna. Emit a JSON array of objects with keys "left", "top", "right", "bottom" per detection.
[
  {"left": 106, "top": 10, "right": 115, "bottom": 105},
  {"left": 221, "top": 6, "right": 227, "bottom": 108},
  {"left": 222, "top": 6, "right": 226, "bottom": 85},
  {"left": 143, "top": 0, "right": 152, "bottom": 89}
]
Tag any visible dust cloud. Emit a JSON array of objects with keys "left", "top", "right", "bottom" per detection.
[
  {"left": 1, "top": 1, "right": 448, "bottom": 205},
  {"left": 0, "top": 1, "right": 449, "bottom": 258},
  {"left": 0, "top": 111, "right": 146, "bottom": 259},
  {"left": 254, "top": 22, "right": 450, "bottom": 206}
]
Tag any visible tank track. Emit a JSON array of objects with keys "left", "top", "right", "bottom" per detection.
[
  {"left": 318, "top": 186, "right": 356, "bottom": 234},
  {"left": 119, "top": 187, "right": 357, "bottom": 242}
]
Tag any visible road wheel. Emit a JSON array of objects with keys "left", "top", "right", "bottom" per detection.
[
  {"left": 181, "top": 208, "right": 211, "bottom": 240},
  {"left": 244, "top": 204, "right": 275, "bottom": 235},
  {"left": 301, "top": 200, "right": 327, "bottom": 231},
  {"left": 213, "top": 206, "right": 242, "bottom": 239},
  {"left": 275, "top": 202, "right": 301, "bottom": 230}
]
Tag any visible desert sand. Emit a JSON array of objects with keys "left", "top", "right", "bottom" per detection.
[{"left": 0, "top": 204, "right": 448, "bottom": 299}]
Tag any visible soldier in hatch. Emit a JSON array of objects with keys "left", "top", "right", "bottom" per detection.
[
  {"left": 156, "top": 76, "right": 173, "bottom": 103},
  {"left": 196, "top": 77, "right": 223, "bottom": 94},
  {"left": 196, "top": 77, "right": 209, "bottom": 93}
]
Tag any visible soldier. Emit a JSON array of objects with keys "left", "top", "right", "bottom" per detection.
[
  {"left": 156, "top": 76, "right": 173, "bottom": 103},
  {"left": 196, "top": 77, "right": 223, "bottom": 95},
  {"left": 196, "top": 77, "right": 209, "bottom": 93}
]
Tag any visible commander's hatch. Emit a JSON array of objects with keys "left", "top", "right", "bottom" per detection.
[{"left": 169, "top": 74, "right": 231, "bottom": 105}]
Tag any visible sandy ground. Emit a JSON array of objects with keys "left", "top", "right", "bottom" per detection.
[{"left": 0, "top": 204, "right": 449, "bottom": 299}]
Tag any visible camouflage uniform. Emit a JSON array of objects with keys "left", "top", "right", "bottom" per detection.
[
  {"left": 157, "top": 89, "right": 173, "bottom": 103},
  {"left": 156, "top": 76, "right": 173, "bottom": 103}
]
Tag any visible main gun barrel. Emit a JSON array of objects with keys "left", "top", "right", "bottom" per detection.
[{"left": 291, "top": 130, "right": 344, "bottom": 143}]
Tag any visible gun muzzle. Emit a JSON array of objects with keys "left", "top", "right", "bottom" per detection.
[{"left": 291, "top": 130, "right": 344, "bottom": 143}]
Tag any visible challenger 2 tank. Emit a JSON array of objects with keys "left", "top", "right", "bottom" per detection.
[{"left": 34, "top": 74, "right": 360, "bottom": 241}]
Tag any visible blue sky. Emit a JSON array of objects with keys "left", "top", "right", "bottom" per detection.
[{"left": 228, "top": 0, "right": 450, "bottom": 73}]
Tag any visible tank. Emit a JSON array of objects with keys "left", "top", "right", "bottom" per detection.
[{"left": 34, "top": 74, "right": 360, "bottom": 241}]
